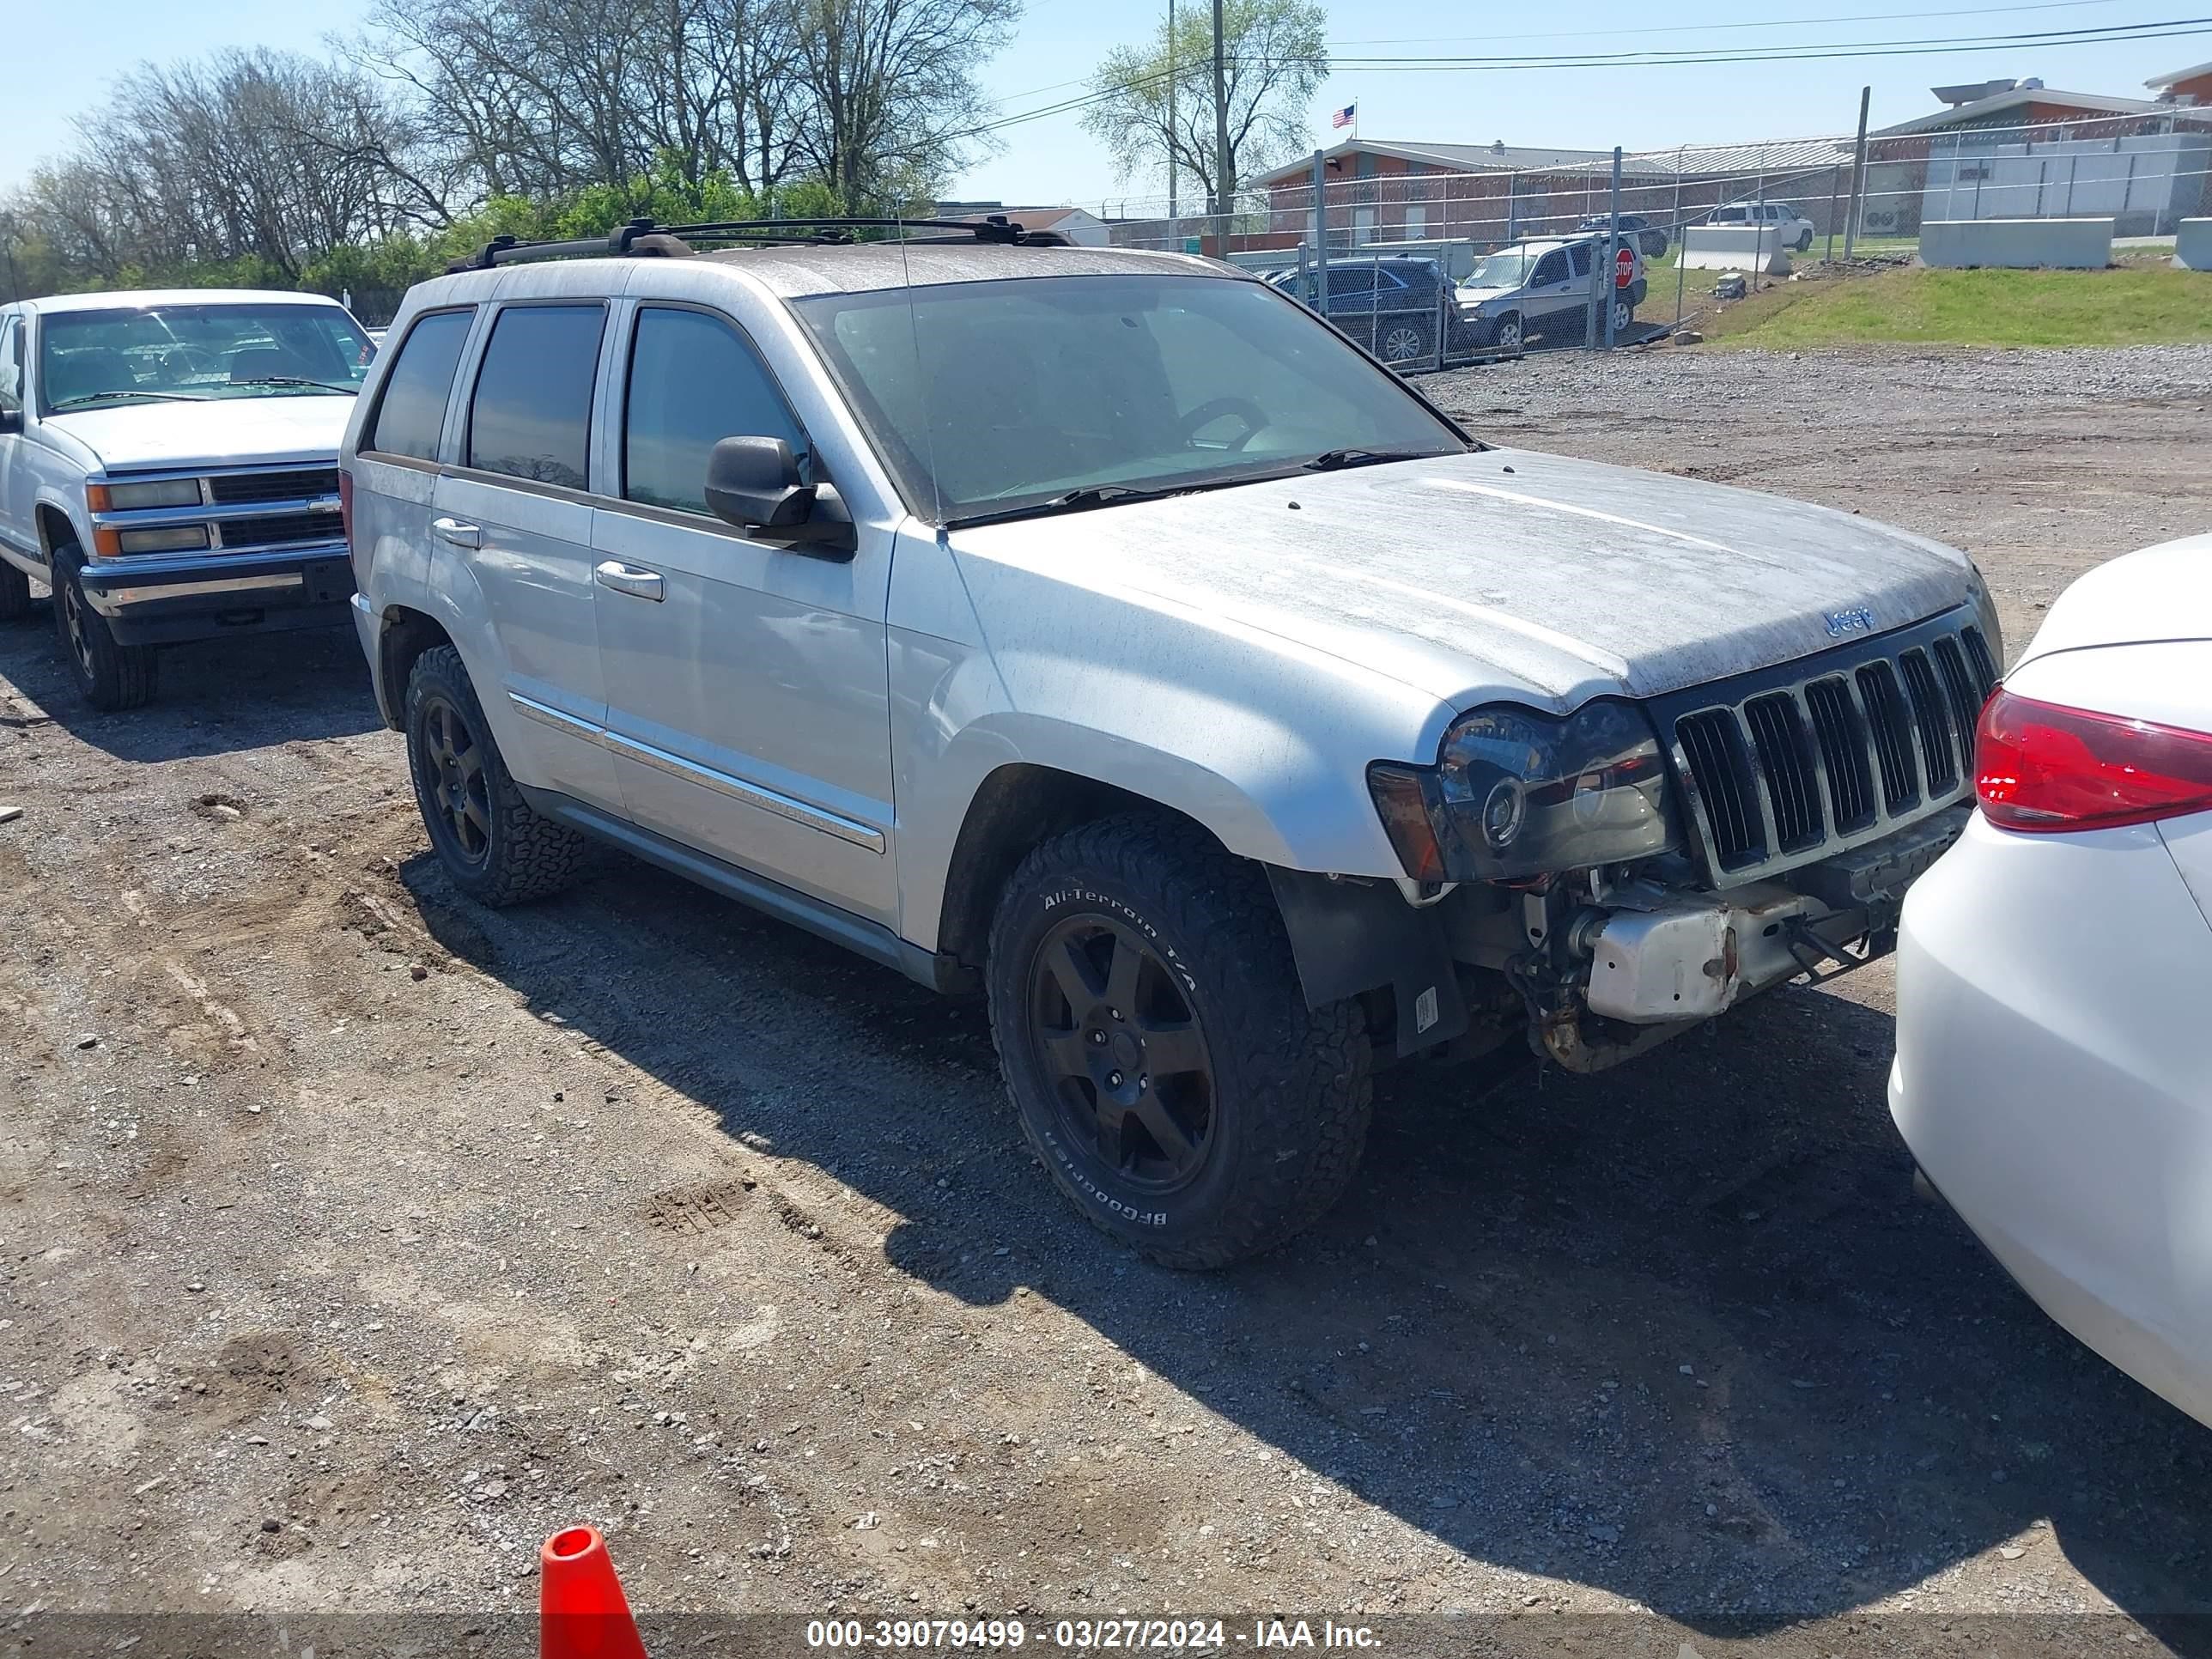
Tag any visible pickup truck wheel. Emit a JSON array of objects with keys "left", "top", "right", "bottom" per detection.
[
  {"left": 51, "top": 544, "right": 157, "bottom": 710},
  {"left": 987, "top": 814, "right": 1373, "bottom": 1270},
  {"left": 0, "top": 559, "right": 30, "bottom": 623},
  {"left": 404, "top": 644, "right": 589, "bottom": 907}
]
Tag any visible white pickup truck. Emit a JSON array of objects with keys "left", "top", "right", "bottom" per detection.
[{"left": 0, "top": 289, "right": 374, "bottom": 708}]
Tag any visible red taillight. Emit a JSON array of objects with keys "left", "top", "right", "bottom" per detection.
[
  {"left": 337, "top": 468, "right": 355, "bottom": 551},
  {"left": 1976, "top": 686, "right": 2212, "bottom": 833}
]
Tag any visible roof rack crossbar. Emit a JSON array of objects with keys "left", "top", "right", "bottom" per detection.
[{"left": 446, "top": 212, "right": 1052, "bottom": 272}]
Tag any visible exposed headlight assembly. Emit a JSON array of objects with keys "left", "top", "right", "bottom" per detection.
[{"left": 1368, "top": 700, "right": 1678, "bottom": 883}]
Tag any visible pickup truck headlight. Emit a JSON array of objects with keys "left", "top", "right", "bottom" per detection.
[
  {"left": 114, "top": 525, "right": 212, "bottom": 555},
  {"left": 1368, "top": 700, "right": 1679, "bottom": 883},
  {"left": 88, "top": 479, "right": 202, "bottom": 511}
]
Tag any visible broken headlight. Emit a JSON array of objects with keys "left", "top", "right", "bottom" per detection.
[{"left": 1368, "top": 700, "right": 1678, "bottom": 883}]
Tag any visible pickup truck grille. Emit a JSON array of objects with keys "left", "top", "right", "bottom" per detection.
[
  {"left": 1654, "top": 610, "right": 1999, "bottom": 889},
  {"left": 221, "top": 511, "right": 342, "bottom": 550},
  {"left": 209, "top": 468, "right": 340, "bottom": 506}
]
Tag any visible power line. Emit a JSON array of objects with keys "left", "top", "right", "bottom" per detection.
[
  {"left": 964, "top": 15, "right": 2211, "bottom": 139},
  {"left": 1330, "top": 0, "right": 2137, "bottom": 47},
  {"left": 1327, "top": 15, "right": 2212, "bottom": 68}
]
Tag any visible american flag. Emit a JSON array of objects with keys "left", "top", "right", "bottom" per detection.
[{"left": 1331, "top": 103, "right": 1356, "bottom": 130}]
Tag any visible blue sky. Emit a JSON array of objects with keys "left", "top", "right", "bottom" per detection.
[{"left": 7, "top": 0, "right": 2203, "bottom": 208}]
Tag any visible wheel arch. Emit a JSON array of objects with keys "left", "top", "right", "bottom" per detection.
[
  {"left": 933, "top": 762, "right": 1246, "bottom": 978},
  {"left": 373, "top": 604, "right": 456, "bottom": 731}
]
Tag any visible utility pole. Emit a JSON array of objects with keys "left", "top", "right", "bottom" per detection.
[
  {"left": 1211, "top": 0, "right": 1231, "bottom": 254},
  {"left": 1844, "top": 84, "right": 1872, "bottom": 260},
  {"left": 1166, "top": 0, "right": 1177, "bottom": 239}
]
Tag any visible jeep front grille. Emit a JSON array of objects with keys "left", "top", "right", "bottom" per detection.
[{"left": 1655, "top": 610, "right": 1998, "bottom": 887}]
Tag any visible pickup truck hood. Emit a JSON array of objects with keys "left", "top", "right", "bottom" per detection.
[
  {"left": 47, "top": 395, "right": 354, "bottom": 473},
  {"left": 957, "top": 447, "right": 1972, "bottom": 708}
]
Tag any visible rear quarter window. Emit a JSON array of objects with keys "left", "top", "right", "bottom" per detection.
[{"left": 364, "top": 309, "right": 474, "bottom": 462}]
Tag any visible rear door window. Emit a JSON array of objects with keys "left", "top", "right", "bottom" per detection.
[
  {"left": 364, "top": 309, "right": 473, "bottom": 462},
  {"left": 465, "top": 304, "right": 606, "bottom": 491},
  {"left": 623, "top": 307, "right": 809, "bottom": 515}
]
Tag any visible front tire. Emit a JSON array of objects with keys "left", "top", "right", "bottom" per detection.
[
  {"left": 52, "top": 541, "right": 157, "bottom": 710},
  {"left": 1487, "top": 312, "right": 1524, "bottom": 350},
  {"left": 986, "top": 814, "right": 1373, "bottom": 1270},
  {"left": 404, "top": 644, "right": 589, "bottom": 907},
  {"left": 1796, "top": 230, "right": 1814, "bottom": 252}
]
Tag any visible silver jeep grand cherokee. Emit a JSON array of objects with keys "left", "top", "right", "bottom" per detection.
[{"left": 341, "top": 217, "right": 1998, "bottom": 1268}]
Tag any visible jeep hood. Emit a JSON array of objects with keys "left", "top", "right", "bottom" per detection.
[
  {"left": 48, "top": 395, "right": 354, "bottom": 473},
  {"left": 951, "top": 447, "right": 1974, "bottom": 708}
]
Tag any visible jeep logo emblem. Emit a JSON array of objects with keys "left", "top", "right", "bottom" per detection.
[{"left": 1823, "top": 607, "right": 1874, "bottom": 639}]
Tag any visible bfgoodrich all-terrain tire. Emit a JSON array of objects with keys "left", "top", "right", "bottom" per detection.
[
  {"left": 404, "top": 644, "right": 591, "bottom": 907},
  {"left": 52, "top": 542, "right": 157, "bottom": 710},
  {"left": 987, "top": 813, "right": 1373, "bottom": 1269}
]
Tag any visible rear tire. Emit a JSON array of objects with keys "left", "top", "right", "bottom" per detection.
[
  {"left": 0, "top": 559, "right": 30, "bottom": 623},
  {"left": 51, "top": 541, "right": 157, "bottom": 710},
  {"left": 404, "top": 643, "right": 590, "bottom": 907},
  {"left": 1376, "top": 320, "right": 1432, "bottom": 365},
  {"left": 987, "top": 813, "right": 1373, "bottom": 1270},
  {"left": 1609, "top": 295, "right": 1634, "bottom": 336}
]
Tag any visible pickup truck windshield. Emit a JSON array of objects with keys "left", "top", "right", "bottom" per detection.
[
  {"left": 39, "top": 303, "right": 372, "bottom": 413},
  {"left": 793, "top": 274, "right": 1467, "bottom": 523}
]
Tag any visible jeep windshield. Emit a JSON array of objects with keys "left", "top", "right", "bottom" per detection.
[
  {"left": 39, "top": 302, "right": 372, "bottom": 414},
  {"left": 792, "top": 274, "right": 1468, "bottom": 525}
]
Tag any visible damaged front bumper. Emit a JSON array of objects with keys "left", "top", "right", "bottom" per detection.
[{"left": 1272, "top": 803, "right": 1970, "bottom": 1073}]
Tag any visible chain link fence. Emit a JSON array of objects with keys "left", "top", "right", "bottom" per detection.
[{"left": 1078, "top": 105, "right": 2212, "bottom": 369}]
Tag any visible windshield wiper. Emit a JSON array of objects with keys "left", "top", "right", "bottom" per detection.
[
  {"left": 227, "top": 376, "right": 358, "bottom": 393},
  {"left": 1301, "top": 447, "right": 1432, "bottom": 471},
  {"left": 49, "top": 390, "right": 210, "bottom": 409},
  {"left": 945, "top": 482, "right": 1184, "bottom": 529}
]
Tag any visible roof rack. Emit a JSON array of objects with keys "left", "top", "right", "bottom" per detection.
[{"left": 445, "top": 213, "right": 1066, "bottom": 273}]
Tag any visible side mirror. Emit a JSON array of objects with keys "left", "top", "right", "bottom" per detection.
[
  {"left": 705, "top": 436, "right": 814, "bottom": 532},
  {"left": 0, "top": 406, "right": 21, "bottom": 436}
]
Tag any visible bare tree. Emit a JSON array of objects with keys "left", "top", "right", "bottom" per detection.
[
  {"left": 1080, "top": 0, "right": 1326, "bottom": 208},
  {"left": 790, "top": 0, "right": 1018, "bottom": 204}
]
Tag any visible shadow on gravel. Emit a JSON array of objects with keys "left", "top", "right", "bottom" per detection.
[
  {"left": 399, "top": 845, "right": 2212, "bottom": 1649},
  {"left": 0, "top": 597, "right": 380, "bottom": 758}
]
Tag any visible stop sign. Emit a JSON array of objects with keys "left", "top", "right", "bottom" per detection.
[{"left": 1614, "top": 243, "right": 1636, "bottom": 289}]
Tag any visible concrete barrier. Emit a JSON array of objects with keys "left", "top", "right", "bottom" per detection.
[
  {"left": 1920, "top": 218, "right": 2113, "bottom": 270},
  {"left": 1679, "top": 226, "right": 1791, "bottom": 275},
  {"left": 2179, "top": 220, "right": 2212, "bottom": 271}
]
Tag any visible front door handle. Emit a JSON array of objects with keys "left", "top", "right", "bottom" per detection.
[
  {"left": 431, "top": 516, "right": 482, "bottom": 550},
  {"left": 594, "top": 561, "right": 665, "bottom": 602}
]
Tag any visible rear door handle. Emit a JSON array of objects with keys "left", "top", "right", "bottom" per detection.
[
  {"left": 431, "top": 516, "right": 482, "bottom": 550},
  {"left": 594, "top": 561, "right": 665, "bottom": 602}
]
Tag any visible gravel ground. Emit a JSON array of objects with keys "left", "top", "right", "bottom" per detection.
[{"left": 3, "top": 345, "right": 2210, "bottom": 1657}]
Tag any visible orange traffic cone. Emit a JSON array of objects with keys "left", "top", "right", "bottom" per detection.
[{"left": 540, "top": 1525, "right": 648, "bottom": 1659}]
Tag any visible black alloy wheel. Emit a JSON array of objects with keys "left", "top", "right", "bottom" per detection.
[
  {"left": 1027, "top": 914, "right": 1218, "bottom": 1193},
  {"left": 414, "top": 690, "right": 493, "bottom": 869}
]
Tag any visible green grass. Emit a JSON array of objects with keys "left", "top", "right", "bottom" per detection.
[{"left": 1694, "top": 265, "right": 2212, "bottom": 349}]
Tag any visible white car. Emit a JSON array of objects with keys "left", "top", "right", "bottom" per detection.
[
  {"left": 1708, "top": 200, "right": 1816, "bottom": 254},
  {"left": 1892, "top": 532, "right": 2212, "bottom": 1427}
]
